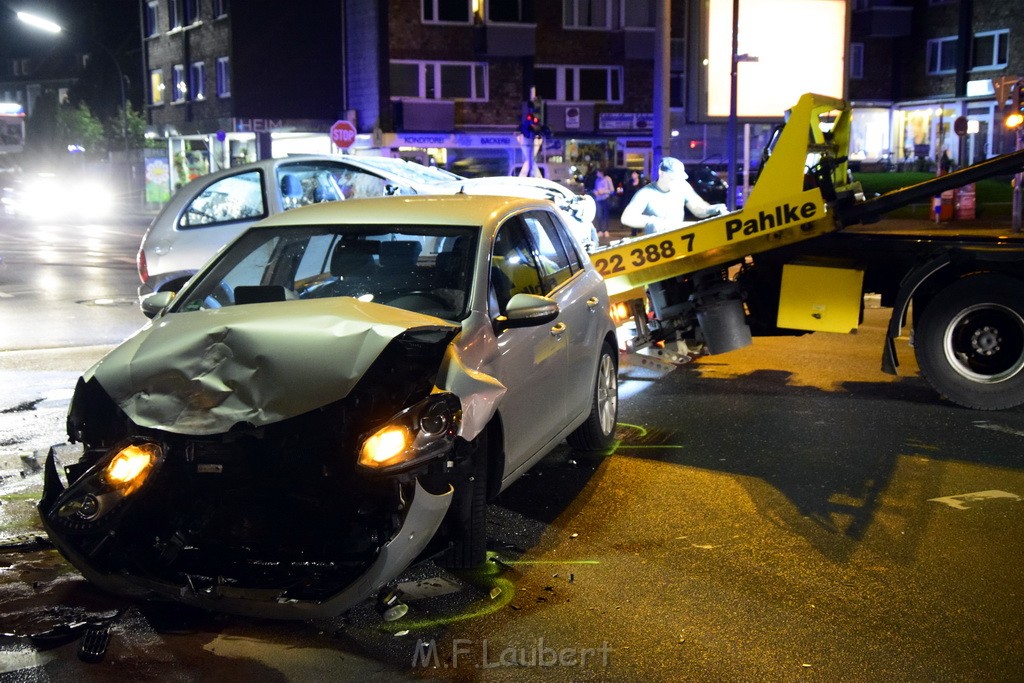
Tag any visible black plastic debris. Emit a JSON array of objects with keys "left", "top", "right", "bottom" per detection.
[
  {"left": 77, "top": 624, "right": 111, "bottom": 663},
  {"left": 0, "top": 534, "right": 52, "bottom": 552}
]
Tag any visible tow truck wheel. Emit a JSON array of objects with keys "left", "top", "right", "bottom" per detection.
[
  {"left": 567, "top": 342, "right": 619, "bottom": 451},
  {"left": 915, "top": 274, "right": 1024, "bottom": 410}
]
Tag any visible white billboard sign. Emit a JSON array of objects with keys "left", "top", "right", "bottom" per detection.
[{"left": 704, "top": 0, "right": 847, "bottom": 119}]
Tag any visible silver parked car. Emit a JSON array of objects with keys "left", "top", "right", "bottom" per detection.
[
  {"left": 42, "top": 194, "right": 618, "bottom": 619},
  {"left": 137, "top": 156, "right": 598, "bottom": 303}
]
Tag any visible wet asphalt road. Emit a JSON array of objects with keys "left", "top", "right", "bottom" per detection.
[{"left": 1, "top": 215, "right": 1023, "bottom": 681}]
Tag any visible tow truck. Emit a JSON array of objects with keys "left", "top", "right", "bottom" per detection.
[{"left": 596, "top": 93, "right": 1024, "bottom": 410}]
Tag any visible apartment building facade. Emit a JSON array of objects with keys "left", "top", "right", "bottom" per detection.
[{"left": 849, "top": 0, "right": 1024, "bottom": 168}]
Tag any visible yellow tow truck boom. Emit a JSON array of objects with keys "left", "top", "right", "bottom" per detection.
[
  {"left": 596, "top": 93, "right": 1024, "bottom": 410},
  {"left": 594, "top": 93, "right": 857, "bottom": 303}
]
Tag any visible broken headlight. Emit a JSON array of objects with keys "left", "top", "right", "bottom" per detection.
[
  {"left": 358, "top": 392, "right": 461, "bottom": 473},
  {"left": 55, "top": 440, "right": 163, "bottom": 525}
]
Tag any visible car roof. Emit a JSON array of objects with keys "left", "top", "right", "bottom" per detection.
[{"left": 252, "top": 193, "right": 553, "bottom": 229}]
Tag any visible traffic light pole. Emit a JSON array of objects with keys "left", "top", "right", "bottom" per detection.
[{"left": 1014, "top": 126, "right": 1022, "bottom": 233}]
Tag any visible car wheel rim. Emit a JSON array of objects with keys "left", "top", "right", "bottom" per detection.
[
  {"left": 596, "top": 353, "right": 618, "bottom": 435},
  {"left": 943, "top": 303, "right": 1024, "bottom": 384}
]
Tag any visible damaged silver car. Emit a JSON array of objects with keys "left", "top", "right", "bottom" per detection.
[{"left": 40, "top": 194, "right": 618, "bottom": 619}]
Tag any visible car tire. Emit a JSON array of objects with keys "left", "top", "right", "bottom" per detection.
[
  {"left": 567, "top": 341, "right": 618, "bottom": 452},
  {"left": 915, "top": 273, "right": 1024, "bottom": 410},
  {"left": 439, "top": 428, "right": 488, "bottom": 569}
]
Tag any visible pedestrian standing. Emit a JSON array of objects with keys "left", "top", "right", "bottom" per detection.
[
  {"left": 621, "top": 170, "right": 647, "bottom": 236},
  {"left": 592, "top": 168, "right": 615, "bottom": 240}
]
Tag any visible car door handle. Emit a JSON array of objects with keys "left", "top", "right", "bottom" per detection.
[
  {"left": 587, "top": 297, "right": 600, "bottom": 309},
  {"left": 550, "top": 322, "right": 567, "bottom": 336}
]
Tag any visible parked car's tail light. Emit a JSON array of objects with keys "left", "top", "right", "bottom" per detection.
[
  {"left": 358, "top": 393, "right": 462, "bottom": 473},
  {"left": 137, "top": 246, "right": 148, "bottom": 283}
]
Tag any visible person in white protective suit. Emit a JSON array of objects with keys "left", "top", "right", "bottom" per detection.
[{"left": 620, "top": 157, "right": 727, "bottom": 235}]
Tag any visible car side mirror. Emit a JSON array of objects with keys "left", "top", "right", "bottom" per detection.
[
  {"left": 493, "top": 293, "right": 559, "bottom": 333},
  {"left": 140, "top": 290, "right": 175, "bottom": 318}
]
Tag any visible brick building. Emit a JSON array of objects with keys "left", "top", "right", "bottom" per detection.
[{"left": 849, "top": 0, "right": 1024, "bottom": 167}]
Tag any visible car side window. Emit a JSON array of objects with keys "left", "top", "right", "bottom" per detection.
[
  {"left": 331, "top": 166, "right": 390, "bottom": 200},
  {"left": 277, "top": 163, "right": 344, "bottom": 210},
  {"left": 520, "top": 211, "right": 576, "bottom": 291},
  {"left": 490, "top": 218, "right": 544, "bottom": 315},
  {"left": 179, "top": 170, "right": 267, "bottom": 228}
]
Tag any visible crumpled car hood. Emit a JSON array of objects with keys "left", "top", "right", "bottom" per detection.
[{"left": 85, "top": 297, "right": 458, "bottom": 435}]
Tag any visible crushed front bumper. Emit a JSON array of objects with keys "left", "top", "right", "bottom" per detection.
[{"left": 39, "top": 448, "right": 453, "bottom": 620}]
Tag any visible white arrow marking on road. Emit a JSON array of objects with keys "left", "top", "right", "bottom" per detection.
[
  {"left": 928, "top": 490, "right": 1021, "bottom": 510},
  {"left": 973, "top": 421, "right": 1024, "bottom": 438}
]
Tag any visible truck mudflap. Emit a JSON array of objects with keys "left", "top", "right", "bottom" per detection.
[
  {"left": 881, "top": 253, "right": 952, "bottom": 375},
  {"left": 40, "top": 449, "right": 454, "bottom": 620}
]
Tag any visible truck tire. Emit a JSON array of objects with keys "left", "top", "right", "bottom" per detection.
[
  {"left": 915, "top": 274, "right": 1024, "bottom": 410},
  {"left": 567, "top": 342, "right": 618, "bottom": 451},
  {"left": 439, "top": 428, "right": 488, "bottom": 569}
]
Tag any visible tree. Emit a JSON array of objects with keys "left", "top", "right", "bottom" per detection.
[
  {"left": 105, "top": 101, "right": 148, "bottom": 151},
  {"left": 55, "top": 101, "right": 105, "bottom": 158}
]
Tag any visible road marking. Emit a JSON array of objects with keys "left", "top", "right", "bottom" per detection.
[
  {"left": 928, "top": 490, "right": 1021, "bottom": 510},
  {"left": 973, "top": 421, "right": 1024, "bottom": 438},
  {"left": 0, "top": 291, "right": 12, "bottom": 298}
]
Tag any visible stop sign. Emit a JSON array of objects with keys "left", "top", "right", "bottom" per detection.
[{"left": 330, "top": 120, "right": 357, "bottom": 148}]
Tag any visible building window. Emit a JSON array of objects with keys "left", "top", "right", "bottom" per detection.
[
  {"left": 422, "top": 0, "right": 471, "bottom": 24},
  {"left": 487, "top": 0, "right": 533, "bottom": 23},
  {"left": 621, "top": 0, "right": 655, "bottom": 28},
  {"left": 213, "top": 0, "right": 228, "bottom": 18},
  {"left": 850, "top": 42, "right": 864, "bottom": 79},
  {"left": 168, "top": 0, "right": 181, "bottom": 29},
  {"left": 183, "top": 0, "right": 199, "bottom": 24},
  {"left": 190, "top": 61, "right": 206, "bottom": 100},
  {"left": 149, "top": 69, "right": 164, "bottom": 105},
  {"left": 926, "top": 36, "right": 957, "bottom": 75},
  {"left": 144, "top": 1, "right": 159, "bottom": 37},
  {"left": 563, "top": 0, "right": 612, "bottom": 30},
  {"left": 669, "top": 71, "right": 685, "bottom": 107},
  {"left": 971, "top": 30, "right": 1008, "bottom": 71},
  {"left": 172, "top": 64, "right": 186, "bottom": 102},
  {"left": 216, "top": 57, "right": 231, "bottom": 97},
  {"left": 390, "top": 60, "right": 488, "bottom": 101},
  {"left": 535, "top": 64, "right": 622, "bottom": 103}
]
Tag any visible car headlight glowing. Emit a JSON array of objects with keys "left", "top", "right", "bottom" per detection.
[
  {"left": 53, "top": 439, "right": 165, "bottom": 525},
  {"left": 358, "top": 393, "right": 462, "bottom": 472},
  {"left": 362, "top": 427, "right": 411, "bottom": 465},
  {"left": 105, "top": 442, "right": 160, "bottom": 491}
]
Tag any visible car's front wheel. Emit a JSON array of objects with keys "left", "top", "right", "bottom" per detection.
[
  {"left": 567, "top": 341, "right": 618, "bottom": 452},
  {"left": 439, "top": 428, "right": 488, "bottom": 569}
]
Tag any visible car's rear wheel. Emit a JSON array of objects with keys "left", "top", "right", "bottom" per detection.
[
  {"left": 567, "top": 341, "right": 618, "bottom": 452},
  {"left": 439, "top": 428, "right": 488, "bottom": 569}
]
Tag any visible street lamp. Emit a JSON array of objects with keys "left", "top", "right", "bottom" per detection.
[
  {"left": 16, "top": 11, "right": 61, "bottom": 34},
  {"left": 16, "top": 9, "right": 128, "bottom": 149}
]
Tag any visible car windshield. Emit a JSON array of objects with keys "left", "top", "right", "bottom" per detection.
[{"left": 174, "top": 224, "right": 479, "bottom": 321}]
